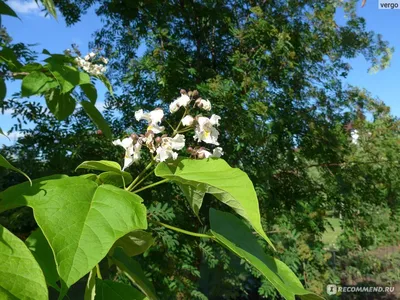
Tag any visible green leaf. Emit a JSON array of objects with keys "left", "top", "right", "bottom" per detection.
[
  {"left": 0, "top": 47, "right": 22, "bottom": 71},
  {"left": 112, "top": 248, "right": 158, "bottom": 299},
  {"left": 41, "top": 0, "right": 57, "bottom": 19},
  {"left": 110, "top": 230, "right": 154, "bottom": 257},
  {"left": 21, "top": 71, "right": 57, "bottom": 97},
  {"left": 76, "top": 160, "right": 122, "bottom": 173},
  {"left": 155, "top": 158, "right": 274, "bottom": 249},
  {"left": 0, "top": 154, "right": 32, "bottom": 185},
  {"left": 81, "top": 83, "right": 98, "bottom": 104},
  {"left": 80, "top": 173, "right": 98, "bottom": 181},
  {"left": 20, "top": 63, "right": 44, "bottom": 72},
  {"left": 98, "top": 171, "right": 133, "bottom": 187},
  {"left": 47, "top": 64, "right": 90, "bottom": 94},
  {"left": 0, "top": 77, "right": 6, "bottom": 105},
  {"left": 176, "top": 183, "right": 205, "bottom": 218},
  {"left": 95, "top": 279, "right": 147, "bottom": 300},
  {"left": 25, "top": 228, "right": 59, "bottom": 290},
  {"left": 0, "top": 225, "right": 48, "bottom": 300},
  {"left": 81, "top": 101, "right": 112, "bottom": 139},
  {"left": 0, "top": 176, "right": 148, "bottom": 291},
  {"left": 84, "top": 267, "right": 96, "bottom": 300},
  {"left": 209, "top": 209, "right": 323, "bottom": 300},
  {"left": 0, "top": 128, "right": 8, "bottom": 139},
  {"left": 45, "top": 89, "right": 76, "bottom": 120},
  {"left": 0, "top": 0, "right": 19, "bottom": 18},
  {"left": 97, "top": 74, "right": 113, "bottom": 96}
]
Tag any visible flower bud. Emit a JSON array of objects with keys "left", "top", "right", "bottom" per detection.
[
  {"left": 145, "top": 130, "right": 154, "bottom": 137},
  {"left": 180, "top": 89, "right": 187, "bottom": 95},
  {"left": 192, "top": 90, "right": 199, "bottom": 98},
  {"left": 161, "top": 134, "right": 168, "bottom": 138},
  {"left": 130, "top": 133, "right": 139, "bottom": 141},
  {"left": 155, "top": 136, "right": 162, "bottom": 144},
  {"left": 187, "top": 147, "right": 193, "bottom": 153},
  {"left": 97, "top": 130, "right": 103, "bottom": 135},
  {"left": 197, "top": 152, "right": 205, "bottom": 159},
  {"left": 188, "top": 91, "right": 193, "bottom": 97}
]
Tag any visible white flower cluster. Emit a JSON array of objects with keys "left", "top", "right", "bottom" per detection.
[
  {"left": 74, "top": 52, "right": 108, "bottom": 76},
  {"left": 113, "top": 90, "right": 223, "bottom": 170},
  {"left": 351, "top": 129, "right": 359, "bottom": 145}
]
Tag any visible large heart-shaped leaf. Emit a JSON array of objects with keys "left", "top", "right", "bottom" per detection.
[
  {"left": 95, "top": 279, "right": 147, "bottom": 300},
  {"left": 25, "top": 228, "right": 59, "bottom": 290},
  {"left": 209, "top": 209, "right": 322, "bottom": 300},
  {"left": 0, "top": 176, "right": 147, "bottom": 292},
  {"left": 0, "top": 225, "right": 48, "bottom": 300},
  {"left": 155, "top": 158, "right": 274, "bottom": 249}
]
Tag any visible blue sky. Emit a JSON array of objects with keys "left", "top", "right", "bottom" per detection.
[{"left": 0, "top": 0, "right": 399, "bottom": 145}]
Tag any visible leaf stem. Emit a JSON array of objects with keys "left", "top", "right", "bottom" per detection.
[
  {"left": 130, "top": 169, "right": 154, "bottom": 191},
  {"left": 126, "top": 161, "right": 155, "bottom": 191},
  {"left": 172, "top": 105, "right": 189, "bottom": 136},
  {"left": 152, "top": 220, "right": 214, "bottom": 239},
  {"left": 132, "top": 178, "right": 169, "bottom": 193},
  {"left": 96, "top": 264, "right": 102, "bottom": 279}
]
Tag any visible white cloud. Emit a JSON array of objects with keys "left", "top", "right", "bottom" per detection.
[
  {"left": 8, "top": 0, "right": 47, "bottom": 17},
  {"left": 0, "top": 131, "right": 25, "bottom": 146}
]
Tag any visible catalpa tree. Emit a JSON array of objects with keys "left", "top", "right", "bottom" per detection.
[{"left": 0, "top": 1, "right": 322, "bottom": 299}]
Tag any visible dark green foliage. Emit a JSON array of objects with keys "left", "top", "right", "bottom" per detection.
[{"left": 1, "top": 0, "right": 400, "bottom": 298}]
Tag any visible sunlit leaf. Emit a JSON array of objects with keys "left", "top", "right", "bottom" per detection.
[
  {"left": 209, "top": 209, "right": 323, "bottom": 300},
  {"left": 155, "top": 158, "right": 274, "bottom": 249},
  {"left": 0, "top": 225, "right": 48, "bottom": 300},
  {"left": 0, "top": 176, "right": 147, "bottom": 294}
]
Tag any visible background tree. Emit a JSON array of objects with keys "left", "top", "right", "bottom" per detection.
[{"left": 2, "top": 0, "right": 399, "bottom": 298}]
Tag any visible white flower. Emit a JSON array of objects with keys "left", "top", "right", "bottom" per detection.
[
  {"left": 143, "top": 131, "right": 156, "bottom": 153},
  {"left": 155, "top": 134, "right": 185, "bottom": 162},
  {"left": 101, "top": 57, "right": 109, "bottom": 64},
  {"left": 168, "top": 134, "right": 185, "bottom": 150},
  {"left": 135, "top": 108, "right": 165, "bottom": 134},
  {"left": 84, "top": 54, "right": 91, "bottom": 61},
  {"left": 197, "top": 147, "right": 224, "bottom": 158},
  {"left": 194, "top": 114, "right": 221, "bottom": 145},
  {"left": 112, "top": 137, "right": 142, "bottom": 170},
  {"left": 169, "top": 94, "right": 191, "bottom": 113},
  {"left": 212, "top": 147, "right": 224, "bottom": 157},
  {"left": 197, "top": 99, "right": 212, "bottom": 111},
  {"left": 351, "top": 129, "right": 359, "bottom": 145},
  {"left": 182, "top": 115, "right": 194, "bottom": 126},
  {"left": 89, "top": 52, "right": 96, "bottom": 58}
]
